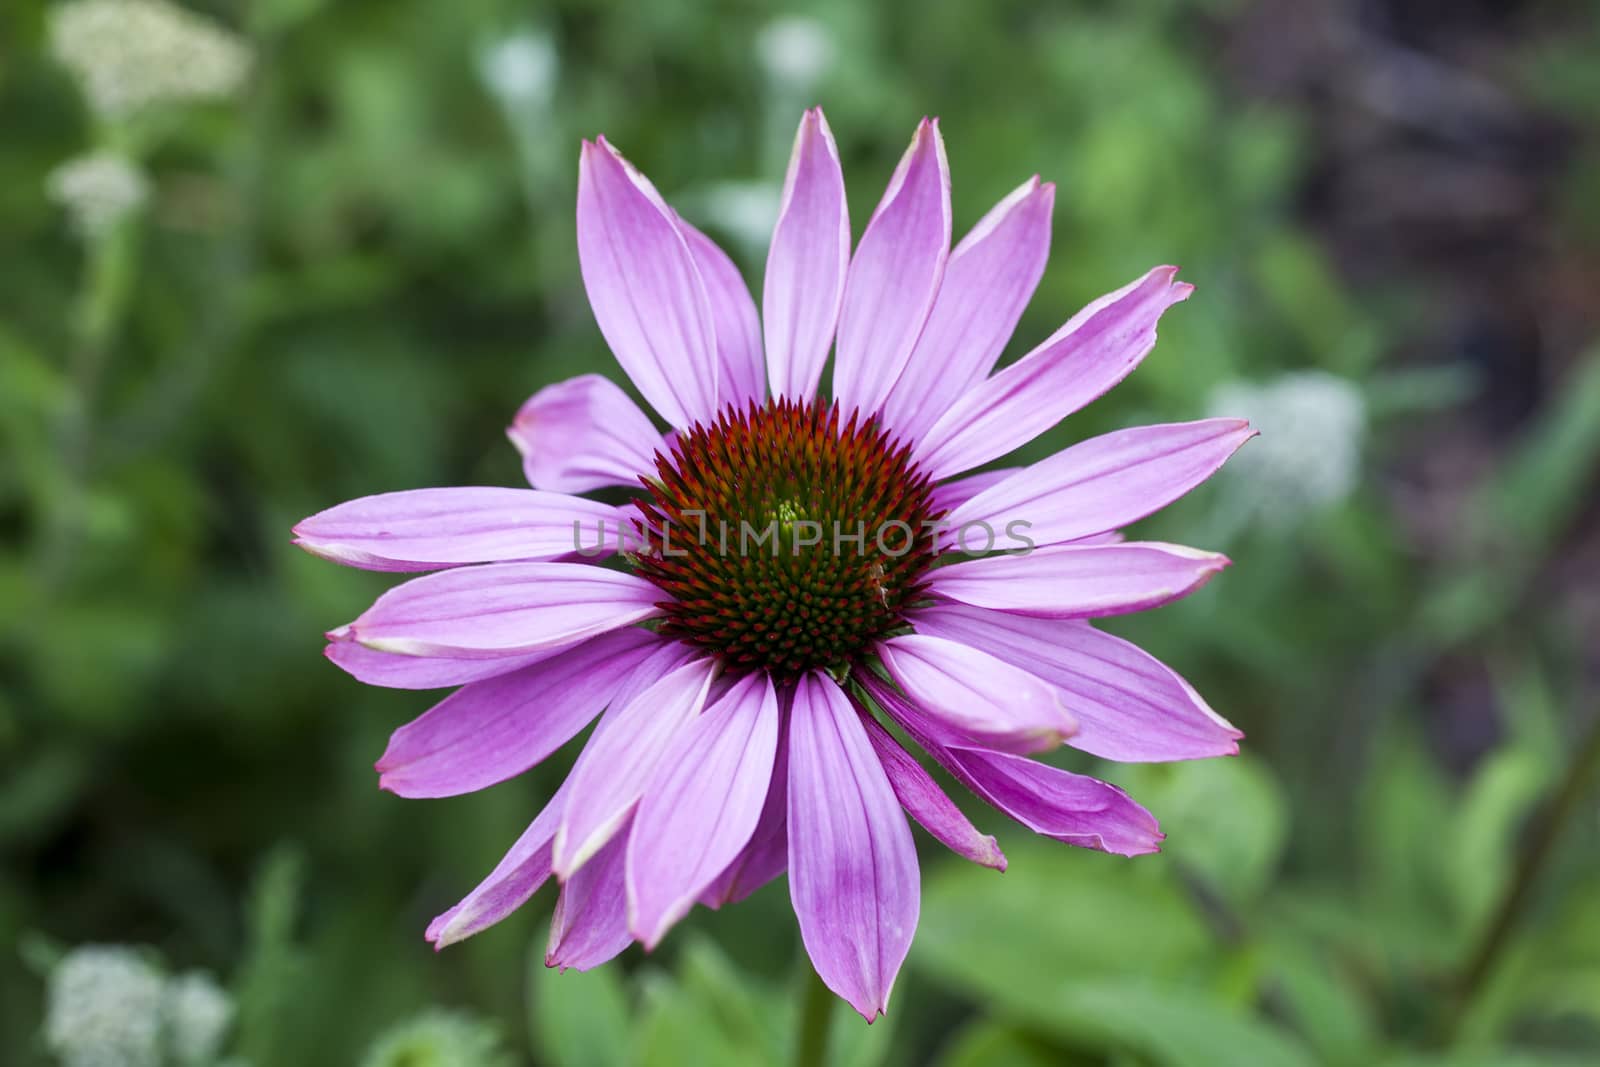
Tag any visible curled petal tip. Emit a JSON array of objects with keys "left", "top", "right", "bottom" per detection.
[{"left": 325, "top": 625, "right": 353, "bottom": 642}]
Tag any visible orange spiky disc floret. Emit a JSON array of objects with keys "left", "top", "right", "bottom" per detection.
[{"left": 632, "top": 398, "right": 940, "bottom": 679}]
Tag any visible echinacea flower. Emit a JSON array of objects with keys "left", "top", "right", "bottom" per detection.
[{"left": 295, "top": 108, "right": 1253, "bottom": 1021}]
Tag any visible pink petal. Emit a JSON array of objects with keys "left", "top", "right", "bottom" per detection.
[
  {"left": 788, "top": 672, "right": 918, "bottom": 1022},
  {"left": 375, "top": 629, "right": 666, "bottom": 798},
  {"left": 880, "top": 177, "right": 1054, "bottom": 443},
  {"left": 927, "top": 468, "right": 1019, "bottom": 514},
  {"left": 700, "top": 698, "right": 791, "bottom": 909},
  {"left": 552, "top": 658, "right": 716, "bottom": 877},
  {"left": 677, "top": 217, "right": 765, "bottom": 409},
  {"left": 857, "top": 711, "right": 1005, "bottom": 870},
  {"left": 426, "top": 780, "right": 569, "bottom": 948},
  {"left": 764, "top": 107, "right": 849, "bottom": 401},
  {"left": 943, "top": 746, "right": 1161, "bottom": 855},
  {"left": 831, "top": 118, "right": 951, "bottom": 420},
  {"left": 509, "top": 375, "right": 663, "bottom": 494},
  {"left": 928, "top": 542, "right": 1230, "bottom": 619},
  {"left": 876, "top": 634, "right": 1076, "bottom": 754},
  {"left": 336, "top": 561, "right": 664, "bottom": 658},
  {"left": 325, "top": 639, "right": 558, "bottom": 690},
  {"left": 546, "top": 817, "right": 634, "bottom": 971},
  {"left": 916, "top": 266, "right": 1194, "bottom": 480},
  {"left": 943, "top": 419, "right": 1254, "bottom": 550},
  {"left": 293, "top": 487, "right": 626, "bottom": 572},
  {"left": 577, "top": 138, "right": 720, "bottom": 427},
  {"left": 911, "top": 602, "right": 1241, "bottom": 761},
  {"left": 867, "top": 677, "right": 1162, "bottom": 856},
  {"left": 627, "top": 674, "right": 780, "bottom": 948}
]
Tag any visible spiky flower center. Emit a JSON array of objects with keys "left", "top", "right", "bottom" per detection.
[{"left": 632, "top": 399, "right": 939, "bottom": 679}]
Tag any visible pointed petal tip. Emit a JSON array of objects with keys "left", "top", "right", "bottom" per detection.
[{"left": 424, "top": 921, "right": 457, "bottom": 951}]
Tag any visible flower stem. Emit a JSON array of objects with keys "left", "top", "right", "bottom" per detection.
[
  {"left": 793, "top": 963, "right": 834, "bottom": 1067},
  {"left": 1452, "top": 707, "right": 1600, "bottom": 1023}
]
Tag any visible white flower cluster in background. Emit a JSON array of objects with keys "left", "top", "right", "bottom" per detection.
[
  {"left": 756, "top": 16, "right": 835, "bottom": 91},
  {"left": 476, "top": 30, "right": 559, "bottom": 115},
  {"left": 43, "top": 945, "right": 235, "bottom": 1067},
  {"left": 49, "top": 0, "right": 251, "bottom": 121},
  {"left": 162, "top": 971, "right": 235, "bottom": 1066},
  {"left": 44, "top": 946, "right": 166, "bottom": 1067},
  {"left": 689, "top": 180, "right": 782, "bottom": 259},
  {"left": 1207, "top": 370, "right": 1367, "bottom": 529},
  {"left": 47, "top": 151, "right": 149, "bottom": 236}
]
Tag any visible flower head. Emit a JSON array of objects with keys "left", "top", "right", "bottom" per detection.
[{"left": 295, "top": 109, "right": 1252, "bottom": 1021}]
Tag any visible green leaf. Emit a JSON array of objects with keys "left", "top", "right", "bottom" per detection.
[
  {"left": 1262, "top": 934, "right": 1379, "bottom": 1065},
  {"left": 1107, "top": 756, "right": 1289, "bottom": 905},
  {"left": 934, "top": 1020, "right": 1081, "bottom": 1067},
  {"left": 633, "top": 967, "right": 777, "bottom": 1067},
  {"left": 1047, "top": 982, "right": 1316, "bottom": 1067},
  {"left": 917, "top": 839, "right": 1215, "bottom": 990},
  {"left": 1447, "top": 745, "right": 1552, "bottom": 933},
  {"left": 915, "top": 839, "right": 1315, "bottom": 1064},
  {"left": 528, "top": 954, "right": 632, "bottom": 1067}
]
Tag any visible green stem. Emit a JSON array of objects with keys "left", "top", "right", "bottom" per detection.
[
  {"left": 1451, "top": 708, "right": 1600, "bottom": 1024},
  {"left": 37, "top": 216, "right": 138, "bottom": 590},
  {"left": 793, "top": 964, "right": 834, "bottom": 1067}
]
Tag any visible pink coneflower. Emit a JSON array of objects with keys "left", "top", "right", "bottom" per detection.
[{"left": 295, "top": 108, "right": 1252, "bottom": 1021}]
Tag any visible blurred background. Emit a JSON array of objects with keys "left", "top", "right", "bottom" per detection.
[{"left": 4, "top": 0, "right": 1600, "bottom": 1064}]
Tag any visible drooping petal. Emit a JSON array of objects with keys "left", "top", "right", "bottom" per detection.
[
  {"left": 788, "top": 672, "right": 918, "bottom": 1022},
  {"left": 577, "top": 137, "right": 720, "bottom": 427},
  {"left": 876, "top": 634, "right": 1075, "bottom": 754},
  {"left": 764, "top": 107, "right": 849, "bottom": 401},
  {"left": 375, "top": 629, "right": 664, "bottom": 798},
  {"left": 293, "top": 487, "right": 627, "bottom": 572},
  {"left": 857, "top": 711, "right": 1005, "bottom": 870},
  {"left": 866, "top": 677, "right": 1162, "bottom": 856},
  {"left": 546, "top": 817, "right": 634, "bottom": 972},
  {"left": 928, "top": 542, "right": 1229, "bottom": 619},
  {"left": 880, "top": 177, "right": 1054, "bottom": 442},
  {"left": 509, "top": 375, "right": 664, "bottom": 494},
  {"left": 627, "top": 674, "right": 780, "bottom": 947},
  {"left": 943, "top": 419, "right": 1254, "bottom": 551},
  {"left": 916, "top": 267, "right": 1194, "bottom": 479},
  {"left": 325, "top": 639, "right": 557, "bottom": 690},
  {"left": 552, "top": 658, "right": 717, "bottom": 877},
  {"left": 677, "top": 217, "right": 765, "bottom": 408},
  {"left": 942, "top": 747, "right": 1161, "bottom": 855},
  {"left": 927, "top": 468, "right": 1018, "bottom": 514},
  {"left": 335, "top": 562, "right": 664, "bottom": 658},
  {"left": 700, "top": 698, "right": 790, "bottom": 909},
  {"left": 911, "top": 602, "right": 1241, "bottom": 761},
  {"left": 831, "top": 118, "right": 950, "bottom": 420},
  {"left": 426, "top": 780, "right": 569, "bottom": 948}
]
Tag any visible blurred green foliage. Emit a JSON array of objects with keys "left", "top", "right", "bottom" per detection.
[{"left": 4, "top": 0, "right": 1600, "bottom": 1064}]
